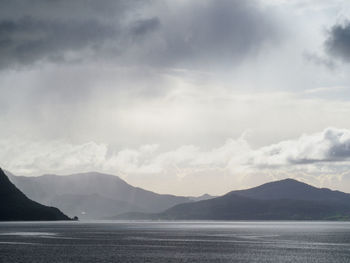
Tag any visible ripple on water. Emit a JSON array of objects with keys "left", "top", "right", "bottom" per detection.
[{"left": 0, "top": 232, "right": 57, "bottom": 237}]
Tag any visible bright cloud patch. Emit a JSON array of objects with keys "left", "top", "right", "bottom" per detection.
[
  {"left": 2, "top": 128, "right": 350, "bottom": 182},
  {"left": 248, "top": 127, "right": 350, "bottom": 167}
]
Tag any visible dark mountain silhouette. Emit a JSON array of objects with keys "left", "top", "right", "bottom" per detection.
[
  {"left": 7, "top": 171, "right": 192, "bottom": 219},
  {"left": 117, "top": 179, "right": 350, "bottom": 220},
  {"left": 0, "top": 168, "right": 70, "bottom": 221},
  {"left": 231, "top": 179, "right": 350, "bottom": 205}
]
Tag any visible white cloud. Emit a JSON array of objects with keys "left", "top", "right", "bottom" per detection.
[
  {"left": 0, "top": 139, "right": 108, "bottom": 175},
  {"left": 2, "top": 127, "right": 350, "bottom": 195},
  {"left": 244, "top": 127, "right": 350, "bottom": 167}
]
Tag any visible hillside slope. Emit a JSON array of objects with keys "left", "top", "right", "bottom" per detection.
[{"left": 0, "top": 168, "right": 70, "bottom": 221}]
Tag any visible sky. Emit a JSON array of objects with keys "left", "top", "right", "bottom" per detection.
[{"left": 1, "top": 0, "right": 350, "bottom": 196}]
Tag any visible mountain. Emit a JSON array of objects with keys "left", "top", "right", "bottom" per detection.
[
  {"left": 0, "top": 168, "right": 70, "bottom": 221},
  {"left": 117, "top": 179, "right": 350, "bottom": 220},
  {"left": 230, "top": 179, "right": 350, "bottom": 205},
  {"left": 7, "top": 171, "right": 192, "bottom": 219},
  {"left": 189, "top": 193, "right": 216, "bottom": 201}
]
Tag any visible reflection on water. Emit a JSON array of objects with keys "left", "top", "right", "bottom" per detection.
[
  {"left": 0, "top": 221, "right": 349, "bottom": 262},
  {"left": 0, "top": 232, "right": 57, "bottom": 237}
]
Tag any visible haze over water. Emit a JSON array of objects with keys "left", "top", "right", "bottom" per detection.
[{"left": 0, "top": 221, "right": 349, "bottom": 263}]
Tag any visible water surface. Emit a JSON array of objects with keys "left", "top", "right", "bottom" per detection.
[{"left": 0, "top": 221, "right": 349, "bottom": 262}]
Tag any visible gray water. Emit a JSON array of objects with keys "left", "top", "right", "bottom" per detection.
[{"left": 0, "top": 221, "right": 349, "bottom": 262}]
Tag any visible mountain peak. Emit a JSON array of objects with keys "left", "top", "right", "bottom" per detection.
[
  {"left": 261, "top": 177, "right": 306, "bottom": 185},
  {"left": 189, "top": 193, "right": 216, "bottom": 201},
  {"left": 276, "top": 178, "right": 300, "bottom": 183},
  {"left": 272, "top": 178, "right": 307, "bottom": 185},
  {"left": 253, "top": 178, "right": 313, "bottom": 190},
  {"left": 229, "top": 177, "right": 348, "bottom": 202},
  {"left": 0, "top": 168, "right": 20, "bottom": 195}
]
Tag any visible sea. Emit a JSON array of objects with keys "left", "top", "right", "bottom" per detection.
[{"left": 0, "top": 221, "right": 349, "bottom": 262}]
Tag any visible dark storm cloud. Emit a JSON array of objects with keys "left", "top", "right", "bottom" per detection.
[
  {"left": 151, "top": 0, "right": 281, "bottom": 69},
  {"left": 325, "top": 21, "right": 350, "bottom": 62},
  {"left": 0, "top": 17, "right": 117, "bottom": 68},
  {"left": 130, "top": 17, "right": 160, "bottom": 36},
  {"left": 0, "top": 0, "right": 281, "bottom": 70},
  {"left": 0, "top": 0, "right": 152, "bottom": 69},
  {"left": 0, "top": 0, "right": 145, "bottom": 20}
]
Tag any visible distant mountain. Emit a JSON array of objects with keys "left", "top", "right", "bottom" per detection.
[
  {"left": 7, "top": 171, "right": 192, "bottom": 219},
  {"left": 231, "top": 179, "right": 350, "bottom": 205},
  {"left": 189, "top": 193, "right": 216, "bottom": 201},
  {"left": 49, "top": 193, "right": 143, "bottom": 219},
  {"left": 117, "top": 179, "right": 350, "bottom": 220},
  {"left": 0, "top": 168, "right": 70, "bottom": 221}
]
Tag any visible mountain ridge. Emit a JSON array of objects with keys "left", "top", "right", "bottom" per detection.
[
  {"left": 116, "top": 178, "right": 350, "bottom": 221},
  {"left": 7, "top": 171, "right": 194, "bottom": 219},
  {"left": 229, "top": 178, "right": 350, "bottom": 205}
]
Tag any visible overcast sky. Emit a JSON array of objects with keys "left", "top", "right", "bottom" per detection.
[{"left": 1, "top": 0, "right": 350, "bottom": 195}]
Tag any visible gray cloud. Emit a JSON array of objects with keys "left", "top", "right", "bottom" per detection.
[
  {"left": 303, "top": 52, "right": 336, "bottom": 69},
  {"left": 0, "top": 0, "right": 281, "bottom": 70},
  {"left": 0, "top": 0, "right": 153, "bottom": 69},
  {"left": 0, "top": 17, "right": 117, "bottom": 68},
  {"left": 325, "top": 21, "right": 350, "bottom": 62},
  {"left": 130, "top": 17, "right": 160, "bottom": 37},
  {"left": 145, "top": 0, "right": 281, "bottom": 69}
]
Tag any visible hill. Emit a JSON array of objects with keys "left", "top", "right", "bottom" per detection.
[
  {"left": 7, "top": 171, "right": 192, "bottom": 219},
  {"left": 117, "top": 179, "right": 350, "bottom": 220},
  {"left": 231, "top": 179, "right": 350, "bottom": 205},
  {"left": 0, "top": 168, "right": 70, "bottom": 221}
]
